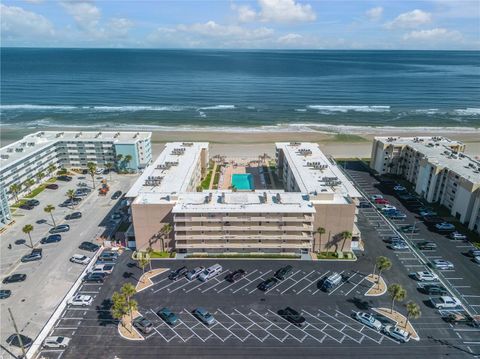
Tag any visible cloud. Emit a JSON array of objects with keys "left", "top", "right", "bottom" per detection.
[
  {"left": 258, "top": 0, "right": 316, "bottom": 23},
  {"left": 177, "top": 21, "right": 274, "bottom": 39},
  {"left": 232, "top": 4, "right": 257, "bottom": 22},
  {"left": 0, "top": 4, "right": 55, "bottom": 38},
  {"left": 386, "top": 9, "right": 432, "bottom": 29},
  {"left": 365, "top": 6, "right": 383, "bottom": 20},
  {"left": 277, "top": 33, "right": 303, "bottom": 44},
  {"left": 107, "top": 18, "right": 134, "bottom": 38},
  {"left": 60, "top": 0, "right": 101, "bottom": 33},
  {"left": 403, "top": 28, "right": 462, "bottom": 41}
]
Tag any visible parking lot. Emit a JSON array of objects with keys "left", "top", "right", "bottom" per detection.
[{"left": 0, "top": 172, "right": 138, "bottom": 359}]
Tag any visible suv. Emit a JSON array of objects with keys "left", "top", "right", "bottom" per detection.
[
  {"left": 21, "top": 248, "right": 43, "bottom": 262},
  {"left": 79, "top": 242, "right": 100, "bottom": 252},
  {"left": 278, "top": 307, "right": 306, "bottom": 327},
  {"left": 417, "top": 241, "right": 437, "bottom": 250},
  {"left": 65, "top": 212, "right": 82, "bottom": 220},
  {"left": 57, "top": 175, "right": 72, "bottom": 182},
  {"left": 186, "top": 266, "right": 205, "bottom": 280},
  {"left": 83, "top": 272, "right": 106, "bottom": 283},
  {"left": 70, "top": 254, "right": 91, "bottom": 264},
  {"left": 169, "top": 266, "right": 188, "bottom": 281},
  {"left": 192, "top": 308, "right": 216, "bottom": 326},
  {"left": 198, "top": 264, "right": 223, "bottom": 282},
  {"left": 320, "top": 272, "right": 343, "bottom": 292},
  {"left": 133, "top": 316, "right": 153, "bottom": 334},
  {"left": 275, "top": 265, "right": 293, "bottom": 280},
  {"left": 382, "top": 325, "right": 410, "bottom": 343},
  {"left": 90, "top": 264, "right": 115, "bottom": 275},
  {"left": 6, "top": 334, "right": 33, "bottom": 349},
  {"left": 40, "top": 234, "right": 62, "bottom": 244},
  {"left": 157, "top": 307, "right": 178, "bottom": 326},
  {"left": 43, "top": 336, "right": 71, "bottom": 349},
  {"left": 68, "top": 294, "right": 93, "bottom": 307},
  {"left": 450, "top": 231, "right": 467, "bottom": 240},
  {"left": 225, "top": 269, "right": 246, "bottom": 283},
  {"left": 354, "top": 312, "right": 382, "bottom": 331},
  {"left": 432, "top": 259, "right": 454, "bottom": 270},
  {"left": 49, "top": 224, "right": 70, "bottom": 234},
  {"left": 419, "top": 284, "right": 447, "bottom": 295},
  {"left": 258, "top": 278, "right": 278, "bottom": 291}
]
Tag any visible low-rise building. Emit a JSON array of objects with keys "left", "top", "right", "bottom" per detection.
[{"left": 370, "top": 136, "right": 480, "bottom": 234}]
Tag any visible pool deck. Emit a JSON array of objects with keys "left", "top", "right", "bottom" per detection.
[{"left": 220, "top": 162, "right": 268, "bottom": 191}]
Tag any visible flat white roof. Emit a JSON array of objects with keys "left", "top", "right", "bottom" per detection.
[
  {"left": 172, "top": 190, "right": 316, "bottom": 213},
  {"left": 375, "top": 136, "right": 479, "bottom": 183},
  {"left": 276, "top": 142, "right": 361, "bottom": 199},
  {"left": 126, "top": 142, "right": 208, "bottom": 198},
  {"left": 1, "top": 131, "right": 151, "bottom": 169}
]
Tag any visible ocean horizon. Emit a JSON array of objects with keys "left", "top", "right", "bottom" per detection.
[{"left": 1, "top": 48, "right": 479, "bottom": 132}]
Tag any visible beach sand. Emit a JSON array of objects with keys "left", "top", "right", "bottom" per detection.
[{"left": 1, "top": 127, "right": 479, "bottom": 159}]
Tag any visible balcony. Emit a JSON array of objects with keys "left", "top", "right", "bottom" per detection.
[
  {"left": 174, "top": 215, "right": 313, "bottom": 223},
  {"left": 174, "top": 223, "right": 312, "bottom": 232},
  {"left": 175, "top": 233, "right": 311, "bottom": 241},
  {"left": 175, "top": 241, "right": 311, "bottom": 249}
]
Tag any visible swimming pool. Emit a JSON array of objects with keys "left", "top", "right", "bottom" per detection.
[{"left": 231, "top": 173, "right": 254, "bottom": 190}]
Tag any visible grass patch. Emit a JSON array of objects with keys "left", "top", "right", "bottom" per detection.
[
  {"left": 149, "top": 251, "right": 175, "bottom": 258},
  {"left": 185, "top": 253, "right": 301, "bottom": 259},
  {"left": 317, "top": 252, "right": 355, "bottom": 260},
  {"left": 201, "top": 169, "right": 213, "bottom": 190},
  {"left": 329, "top": 134, "right": 368, "bottom": 142},
  {"left": 11, "top": 199, "right": 28, "bottom": 208},
  {"left": 25, "top": 185, "right": 45, "bottom": 198}
]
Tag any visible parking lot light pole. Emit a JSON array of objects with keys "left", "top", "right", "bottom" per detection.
[
  {"left": 8, "top": 307, "right": 26, "bottom": 358},
  {"left": 410, "top": 221, "right": 420, "bottom": 241}
]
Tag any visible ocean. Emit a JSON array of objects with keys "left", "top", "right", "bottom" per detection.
[{"left": 1, "top": 48, "right": 479, "bottom": 132}]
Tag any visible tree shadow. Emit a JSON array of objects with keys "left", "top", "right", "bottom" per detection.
[
  {"left": 96, "top": 299, "right": 118, "bottom": 327},
  {"left": 347, "top": 296, "right": 372, "bottom": 310}
]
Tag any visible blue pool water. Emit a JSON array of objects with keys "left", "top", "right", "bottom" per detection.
[{"left": 232, "top": 174, "right": 254, "bottom": 190}]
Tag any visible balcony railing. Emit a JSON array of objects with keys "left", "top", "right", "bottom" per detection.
[{"left": 175, "top": 233, "right": 311, "bottom": 241}]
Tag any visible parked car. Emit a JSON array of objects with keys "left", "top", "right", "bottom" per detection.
[
  {"left": 111, "top": 191, "right": 122, "bottom": 200},
  {"left": 43, "top": 336, "right": 71, "bottom": 349},
  {"left": 83, "top": 272, "right": 106, "bottom": 283},
  {"left": 442, "top": 313, "right": 480, "bottom": 327},
  {"left": 431, "top": 296, "right": 461, "bottom": 309},
  {"left": 192, "top": 308, "right": 216, "bottom": 326},
  {"left": 6, "top": 334, "right": 33, "bottom": 349},
  {"left": 67, "top": 294, "right": 93, "bottom": 307},
  {"left": 19, "top": 204, "right": 34, "bottom": 210},
  {"left": 0, "top": 289, "right": 12, "bottom": 299},
  {"left": 21, "top": 248, "right": 43, "bottom": 262},
  {"left": 90, "top": 264, "right": 115, "bottom": 275},
  {"left": 358, "top": 201, "right": 372, "bottom": 208},
  {"left": 414, "top": 271, "right": 439, "bottom": 282},
  {"left": 467, "top": 249, "right": 480, "bottom": 258},
  {"left": 354, "top": 312, "right": 382, "bottom": 331},
  {"left": 74, "top": 189, "right": 89, "bottom": 197},
  {"left": 169, "top": 266, "right": 188, "bottom": 281},
  {"left": 2, "top": 273, "right": 27, "bottom": 284},
  {"left": 57, "top": 175, "right": 72, "bottom": 182},
  {"left": 384, "top": 235, "right": 402, "bottom": 244},
  {"left": 419, "top": 284, "right": 448, "bottom": 296},
  {"left": 380, "top": 205, "right": 397, "bottom": 212},
  {"left": 225, "top": 269, "right": 246, "bottom": 282},
  {"left": 423, "top": 216, "right": 444, "bottom": 225},
  {"left": 198, "top": 264, "right": 223, "bottom": 282},
  {"left": 416, "top": 241, "right": 437, "bottom": 250},
  {"left": 387, "top": 211, "right": 407, "bottom": 220},
  {"left": 46, "top": 183, "right": 59, "bottom": 190},
  {"left": 133, "top": 316, "right": 153, "bottom": 334},
  {"left": 390, "top": 241, "right": 409, "bottom": 250},
  {"left": 474, "top": 256, "right": 480, "bottom": 264},
  {"left": 393, "top": 185, "right": 407, "bottom": 192},
  {"left": 419, "top": 210, "right": 437, "bottom": 217},
  {"left": 78, "top": 242, "right": 100, "bottom": 252},
  {"left": 258, "top": 278, "right": 278, "bottom": 291},
  {"left": 278, "top": 307, "right": 306, "bottom": 327},
  {"left": 157, "top": 307, "right": 179, "bottom": 326},
  {"left": 99, "top": 251, "right": 119, "bottom": 261},
  {"left": 40, "top": 234, "right": 62, "bottom": 244},
  {"left": 374, "top": 198, "right": 389, "bottom": 205},
  {"left": 370, "top": 195, "right": 383, "bottom": 201},
  {"left": 49, "top": 224, "right": 70, "bottom": 234},
  {"left": 399, "top": 225, "right": 420, "bottom": 233},
  {"left": 382, "top": 325, "right": 410, "bottom": 343},
  {"left": 432, "top": 259, "right": 454, "bottom": 270},
  {"left": 450, "top": 231, "right": 467, "bottom": 240},
  {"left": 65, "top": 212, "right": 82, "bottom": 220},
  {"left": 434, "top": 222, "right": 456, "bottom": 232},
  {"left": 70, "top": 254, "right": 91, "bottom": 264},
  {"left": 320, "top": 272, "right": 343, "bottom": 292},
  {"left": 26, "top": 199, "right": 40, "bottom": 206},
  {"left": 275, "top": 265, "right": 293, "bottom": 280}
]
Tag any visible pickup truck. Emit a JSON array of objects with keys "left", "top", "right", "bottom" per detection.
[{"left": 431, "top": 296, "right": 462, "bottom": 309}]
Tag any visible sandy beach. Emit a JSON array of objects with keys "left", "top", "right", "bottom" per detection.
[{"left": 1, "top": 127, "right": 479, "bottom": 159}]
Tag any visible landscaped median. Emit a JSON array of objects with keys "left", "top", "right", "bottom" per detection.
[
  {"left": 185, "top": 253, "right": 301, "bottom": 259},
  {"left": 373, "top": 307, "right": 420, "bottom": 341},
  {"left": 316, "top": 251, "right": 356, "bottom": 261},
  {"left": 118, "top": 310, "right": 144, "bottom": 341},
  {"left": 136, "top": 268, "right": 169, "bottom": 292},
  {"left": 365, "top": 274, "right": 387, "bottom": 296}
]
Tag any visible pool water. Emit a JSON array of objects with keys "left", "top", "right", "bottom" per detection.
[{"left": 231, "top": 173, "right": 254, "bottom": 190}]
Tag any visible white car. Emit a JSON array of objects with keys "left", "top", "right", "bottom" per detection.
[
  {"left": 380, "top": 205, "right": 397, "bottom": 212},
  {"left": 354, "top": 312, "right": 382, "bottom": 331},
  {"left": 371, "top": 194, "right": 383, "bottom": 201},
  {"left": 432, "top": 259, "right": 454, "bottom": 270},
  {"left": 68, "top": 294, "right": 93, "bottom": 307},
  {"left": 90, "top": 263, "right": 115, "bottom": 275},
  {"left": 414, "top": 271, "right": 439, "bottom": 282},
  {"left": 43, "top": 336, "right": 71, "bottom": 349},
  {"left": 474, "top": 256, "right": 480, "bottom": 264},
  {"left": 382, "top": 325, "right": 410, "bottom": 343},
  {"left": 186, "top": 266, "right": 205, "bottom": 280},
  {"left": 431, "top": 296, "right": 461, "bottom": 309},
  {"left": 450, "top": 231, "right": 467, "bottom": 240},
  {"left": 198, "top": 264, "right": 223, "bottom": 282},
  {"left": 70, "top": 254, "right": 91, "bottom": 265}
]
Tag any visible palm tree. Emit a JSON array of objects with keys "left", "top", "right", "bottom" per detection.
[
  {"left": 388, "top": 283, "right": 407, "bottom": 314},
  {"left": 315, "top": 227, "right": 326, "bottom": 253},
  {"left": 105, "top": 162, "right": 114, "bottom": 181},
  {"left": 121, "top": 283, "right": 137, "bottom": 323},
  {"left": 87, "top": 162, "right": 97, "bottom": 189},
  {"left": 47, "top": 163, "right": 56, "bottom": 177},
  {"left": 112, "top": 291, "right": 128, "bottom": 327},
  {"left": 116, "top": 154, "right": 124, "bottom": 170},
  {"left": 124, "top": 154, "right": 133, "bottom": 170},
  {"left": 66, "top": 189, "right": 76, "bottom": 208},
  {"left": 24, "top": 178, "right": 35, "bottom": 194},
  {"left": 44, "top": 205, "right": 56, "bottom": 227},
  {"left": 405, "top": 301, "right": 421, "bottom": 328},
  {"left": 375, "top": 256, "right": 392, "bottom": 288},
  {"left": 160, "top": 223, "right": 173, "bottom": 252},
  {"left": 9, "top": 183, "right": 22, "bottom": 202},
  {"left": 36, "top": 171, "right": 45, "bottom": 183},
  {"left": 138, "top": 257, "right": 151, "bottom": 281},
  {"left": 340, "top": 230, "right": 352, "bottom": 252},
  {"left": 22, "top": 224, "right": 34, "bottom": 248}
]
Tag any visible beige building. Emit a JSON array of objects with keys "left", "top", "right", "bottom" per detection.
[
  {"left": 127, "top": 141, "right": 362, "bottom": 255},
  {"left": 370, "top": 136, "right": 480, "bottom": 234}
]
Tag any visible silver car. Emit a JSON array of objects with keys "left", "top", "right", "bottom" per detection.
[
  {"left": 186, "top": 266, "right": 205, "bottom": 280},
  {"left": 354, "top": 312, "right": 382, "bottom": 331}
]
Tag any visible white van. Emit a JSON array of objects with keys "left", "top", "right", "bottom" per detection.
[
  {"left": 198, "top": 264, "right": 223, "bottom": 282},
  {"left": 320, "top": 272, "right": 343, "bottom": 292}
]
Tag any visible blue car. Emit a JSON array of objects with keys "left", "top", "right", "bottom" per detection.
[
  {"left": 157, "top": 307, "right": 178, "bottom": 326},
  {"left": 192, "top": 308, "right": 216, "bottom": 326},
  {"left": 40, "top": 234, "right": 62, "bottom": 244},
  {"left": 387, "top": 211, "right": 407, "bottom": 219}
]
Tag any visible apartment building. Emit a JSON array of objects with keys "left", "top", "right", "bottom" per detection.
[
  {"left": 0, "top": 184, "right": 12, "bottom": 228},
  {"left": 128, "top": 141, "right": 362, "bottom": 255},
  {"left": 370, "top": 136, "right": 480, "bottom": 234},
  {"left": 0, "top": 131, "right": 152, "bottom": 203}
]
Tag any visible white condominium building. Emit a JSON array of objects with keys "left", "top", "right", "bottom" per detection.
[
  {"left": 0, "top": 131, "right": 152, "bottom": 203},
  {"left": 370, "top": 136, "right": 480, "bottom": 234}
]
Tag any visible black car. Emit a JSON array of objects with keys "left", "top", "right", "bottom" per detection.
[
  {"left": 133, "top": 316, "right": 153, "bottom": 334},
  {"left": 417, "top": 241, "right": 437, "bottom": 250},
  {"left": 225, "top": 269, "right": 246, "bottom": 282},
  {"left": 420, "top": 284, "right": 448, "bottom": 295},
  {"left": 278, "top": 307, "right": 306, "bottom": 327},
  {"left": 169, "top": 266, "right": 188, "bottom": 280},
  {"left": 26, "top": 199, "right": 40, "bottom": 206},
  {"left": 399, "top": 225, "right": 420, "bottom": 233},
  {"left": 79, "top": 242, "right": 100, "bottom": 252},
  {"left": 65, "top": 212, "right": 82, "bottom": 220},
  {"left": 275, "top": 265, "right": 293, "bottom": 280},
  {"left": 40, "top": 234, "right": 62, "bottom": 244},
  {"left": 46, "top": 183, "right": 59, "bottom": 190},
  {"left": 0, "top": 289, "right": 12, "bottom": 299},
  {"left": 258, "top": 278, "right": 278, "bottom": 291},
  {"left": 111, "top": 191, "right": 122, "bottom": 200},
  {"left": 6, "top": 334, "right": 33, "bottom": 348},
  {"left": 50, "top": 224, "right": 70, "bottom": 234},
  {"left": 21, "top": 248, "right": 43, "bottom": 262},
  {"left": 423, "top": 216, "right": 444, "bottom": 225},
  {"left": 3, "top": 273, "right": 27, "bottom": 284},
  {"left": 83, "top": 272, "right": 106, "bottom": 283},
  {"left": 358, "top": 201, "right": 372, "bottom": 208},
  {"left": 19, "top": 204, "right": 34, "bottom": 210},
  {"left": 57, "top": 175, "right": 72, "bottom": 182}
]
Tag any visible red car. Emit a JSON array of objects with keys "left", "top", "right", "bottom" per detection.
[
  {"left": 375, "top": 198, "right": 389, "bottom": 204},
  {"left": 46, "top": 184, "right": 59, "bottom": 190}
]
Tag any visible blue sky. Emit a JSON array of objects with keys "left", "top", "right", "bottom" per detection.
[{"left": 1, "top": 0, "right": 479, "bottom": 49}]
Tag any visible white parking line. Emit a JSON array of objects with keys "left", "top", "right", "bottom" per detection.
[
  {"left": 149, "top": 309, "right": 186, "bottom": 342},
  {"left": 184, "top": 309, "right": 226, "bottom": 342},
  {"left": 301, "top": 310, "right": 344, "bottom": 343},
  {"left": 168, "top": 278, "right": 200, "bottom": 293},
  {"left": 201, "top": 275, "right": 231, "bottom": 293},
  {"left": 153, "top": 278, "right": 186, "bottom": 293},
  {"left": 463, "top": 295, "right": 480, "bottom": 298},
  {"left": 178, "top": 318, "right": 207, "bottom": 342},
  {"left": 334, "top": 310, "right": 385, "bottom": 344},
  {"left": 444, "top": 277, "right": 463, "bottom": 280},
  {"left": 232, "top": 309, "right": 271, "bottom": 341},
  {"left": 266, "top": 309, "right": 324, "bottom": 343},
  {"left": 295, "top": 270, "right": 322, "bottom": 295},
  {"left": 278, "top": 270, "right": 314, "bottom": 294},
  {"left": 344, "top": 276, "right": 367, "bottom": 296},
  {"left": 250, "top": 309, "right": 300, "bottom": 342},
  {"left": 216, "top": 270, "right": 258, "bottom": 293},
  {"left": 315, "top": 309, "right": 364, "bottom": 344},
  {"left": 185, "top": 278, "right": 214, "bottom": 293},
  {"left": 232, "top": 270, "right": 272, "bottom": 294},
  {"left": 328, "top": 271, "right": 350, "bottom": 296}
]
